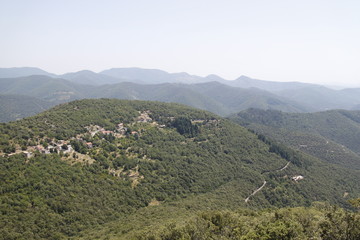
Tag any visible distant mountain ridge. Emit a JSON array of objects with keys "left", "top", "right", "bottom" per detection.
[
  {"left": 2, "top": 67, "right": 360, "bottom": 122},
  {"left": 100, "top": 67, "right": 207, "bottom": 84},
  {"left": 60, "top": 70, "right": 125, "bottom": 85},
  {"left": 0, "top": 75, "right": 87, "bottom": 102},
  {"left": 275, "top": 86, "right": 360, "bottom": 111},
  {"left": 0, "top": 75, "right": 311, "bottom": 122},
  {"left": 0, "top": 67, "right": 323, "bottom": 88},
  {"left": 227, "top": 75, "right": 320, "bottom": 91},
  {"left": 0, "top": 67, "right": 56, "bottom": 78}
]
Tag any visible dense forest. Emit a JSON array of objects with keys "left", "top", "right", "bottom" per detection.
[
  {"left": 230, "top": 108, "right": 360, "bottom": 170},
  {"left": 0, "top": 94, "right": 54, "bottom": 122},
  {"left": 1, "top": 99, "right": 359, "bottom": 239}
]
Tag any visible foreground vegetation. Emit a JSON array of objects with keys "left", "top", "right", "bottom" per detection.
[{"left": 138, "top": 204, "right": 360, "bottom": 240}]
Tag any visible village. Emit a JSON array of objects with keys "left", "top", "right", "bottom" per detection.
[
  {"left": 5, "top": 110, "right": 157, "bottom": 160},
  {"left": 3, "top": 109, "right": 307, "bottom": 199},
  {"left": 4, "top": 110, "right": 305, "bottom": 186}
]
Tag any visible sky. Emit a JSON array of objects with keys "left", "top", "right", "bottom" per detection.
[{"left": 1, "top": 0, "right": 360, "bottom": 86}]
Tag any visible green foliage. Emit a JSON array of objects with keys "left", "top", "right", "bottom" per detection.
[
  {"left": 256, "top": 133, "right": 306, "bottom": 168},
  {"left": 171, "top": 117, "right": 199, "bottom": 137},
  {"left": 1, "top": 99, "right": 360, "bottom": 239},
  {"left": 230, "top": 108, "right": 360, "bottom": 170},
  {"left": 70, "top": 139, "right": 87, "bottom": 154},
  {"left": 349, "top": 198, "right": 360, "bottom": 210},
  {"left": 0, "top": 94, "right": 54, "bottom": 123},
  {"left": 0, "top": 154, "right": 143, "bottom": 240},
  {"left": 138, "top": 206, "right": 360, "bottom": 240}
]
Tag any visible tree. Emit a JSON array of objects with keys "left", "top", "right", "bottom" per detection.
[
  {"left": 349, "top": 198, "right": 360, "bottom": 210},
  {"left": 172, "top": 117, "right": 199, "bottom": 137}
]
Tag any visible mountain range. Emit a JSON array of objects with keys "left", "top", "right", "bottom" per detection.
[
  {"left": 2, "top": 67, "right": 360, "bottom": 123},
  {"left": 0, "top": 75, "right": 310, "bottom": 122},
  {"left": 0, "top": 67, "right": 327, "bottom": 89}
]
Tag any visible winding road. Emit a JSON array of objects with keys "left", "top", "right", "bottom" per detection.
[
  {"left": 245, "top": 161, "right": 290, "bottom": 203},
  {"left": 278, "top": 161, "right": 290, "bottom": 172},
  {"left": 245, "top": 180, "right": 267, "bottom": 203}
]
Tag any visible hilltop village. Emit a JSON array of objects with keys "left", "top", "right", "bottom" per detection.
[
  {"left": 2, "top": 110, "right": 305, "bottom": 187},
  {"left": 2, "top": 110, "right": 222, "bottom": 183}
]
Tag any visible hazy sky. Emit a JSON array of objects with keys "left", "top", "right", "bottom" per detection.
[{"left": 1, "top": 0, "right": 360, "bottom": 86}]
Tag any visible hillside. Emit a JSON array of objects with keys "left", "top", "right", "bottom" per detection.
[
  {"left": 0, "top": 94, "right": 54, "bottom": 122},
  {"left": 230, "top": 108, "right": 360, "bottom": 170},
  {"left": 100, "top": 67, "right": 206, "bottom": 84},
  {"left": 0, "top": 75, "right": 89, "bottom": 103},
  {"left": 275, "top": 86, "right": 360, "bottom": 111},
  {"left": 224, "top": 75, "right": 319, "bottom": 92},
  {"left": 60, "top": 70, "right": 125, "bottom": 85},
  {"left": 190, "top": 81, "right": 310, "bottom": 113},
  {"left": 84, "top": 82, "right": 230, "bottom": 115},
  {"left": 1, "top": 99, "right": 360, "bottom": 239},
  {"left": 86, "top": 81, "right": 308, "bottom": 115},
  {"left": 0, "top": 67, "right": 55, "bottom": 78}
]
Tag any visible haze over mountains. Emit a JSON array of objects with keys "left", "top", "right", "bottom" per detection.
[
  {"left": 0, "top": 66, "right": 323, "bottom": 88},
  {"left": 2, "top": 67, "right": 360, "bottom": 122}
]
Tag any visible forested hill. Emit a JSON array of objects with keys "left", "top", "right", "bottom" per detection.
[
  {"left": 1, "top": 99, "right": 360, "bottom": 239},
  {"left": 0, "top": 94, "right": 54, "bottom": 122},
  {"left": 230, "top": 108, "right": 360, "bottom": 170}
]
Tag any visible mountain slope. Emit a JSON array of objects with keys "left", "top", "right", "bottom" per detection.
[
  {"left": 1, "top": 99, "right": 360, "bottom": 239},
  {"left": 0, "top": 94, "right": 54, "bottom": 122},
  {"left": 87, "top": 81, "right": 310, "bottom": 115},
  {"left": 191, "top": 81, "right": 311, "bottom": 113},
  {"left": 230, "top": 108, "right": 360, "bottom": 169},
  {"left": 100, "top": 67, "right": 205, "bottom": 84},
  {"left": 0, "top": 75, "right": 90, "bottom": 103},
  {"left": 217, "top": 76, "right": 360, "bottom": 112},
  {"left": 86, "top": 82, "right": 230, "bottom": 115},
  {"left": 213, "top": 75, "right": 360, "bottom": 112},
  {"left": 224, "top": 75, "right": 319, "bottom": 91},
  {"left": 275, "top": 86, "right": 360, "bottom": 111},
  {"left": 60, "top": 70, "right": 125, "bottom": 85},
  {"left": 0, "top": 67, "right": 55, "bottom": 78}
]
